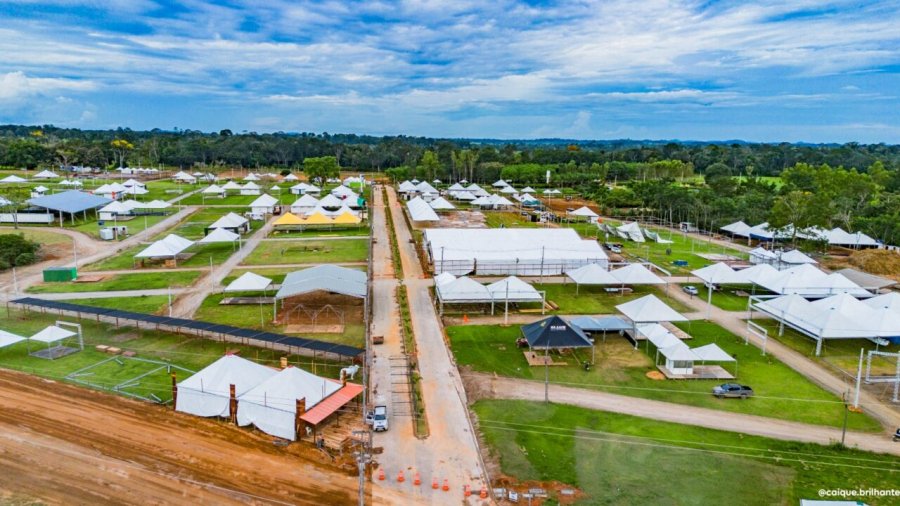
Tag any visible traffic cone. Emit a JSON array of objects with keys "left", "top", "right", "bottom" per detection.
[
  {"left": 413, "top": 472, "right": 421, "bottom": 485},
  {"left": 464, "top": 484, "right": 471, "bottom": 497},
  {"left": 377, "top": 468, "right": 385, "bottom": 481},
  {"left": 397, "top": 470, "right": 405, "bottom": 483},
  {"left": 442, "top": 479, "right": 449, "bottom": 492},
  {"left": 431, "top": 477, "right": 439, "bottom": 490},
  {"left": 463, "top": 314, "right": 469, "bottom": 323},
  {"left": 480, "top": 486, "right": 488, "bottom": 499}
]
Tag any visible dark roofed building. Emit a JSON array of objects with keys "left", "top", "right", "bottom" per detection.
[{"left": 521, "top": 315, "right": 593, "bottom": 349}]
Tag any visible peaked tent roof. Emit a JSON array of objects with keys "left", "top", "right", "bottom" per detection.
[
  {"left": 273, "top": 212, "right": 305, "bottom": 226},
  {"left": 318, "top": 193, "right": 344, "bottom": 208},
  {"left": 566, "top": 263, "right": 619, "bottom": 285},
  {"left": 692, "top": 343, "right": 735, "bottom": 362},
  {"left": 292, "top": 194, "right": 320, "bottom": 208},
  {"left": 617, "top": 222, "right": 645, "bottom": 242},
  {"left": 638, "top": 323, "right": 682, "bottom": 350},
  {"left": 434, "top": 272, "right": 457, "bottom": 286},
  {"left": 248, "top": 194, "right": 278, "bottom": 208},
  {"left": 428, "top": 196, "right": 456, "bottom": 210},
  {"left": 0, "top": 330, "right": 26, "bottom": 348},
  {"left": 568, "top": 315, "right": 632, "bottom": 332},
  {"left": 780, "top": 249, "right": 817, "bottom": 264},
  {"left": 28, "top": 190, "right": 112, "bottom": 214},
  {"left": 242, "top": 181, "right": 260, "bottom": 190},
  {"left": 137, "top": 199, "right": 171, "bottom": 209},
  {"left": 749, "top": 247, "right": 778, "bottom": 260},
  {"left": 209, "top": 212, "right": 248, "bottom": 229},
  {"left": 721, "top": 220, "right": 751, "bottom": 235},
  {"left": 222, "top": 181, "right": 242, "bottom": 190},
  {"left": 521, "top": 186, "right": 536, "bottom": 193},
  {"left": 301, "top": 211, "right": 333, "bottom": 225},
  {"left": 436, "top": 276, "right": 491, "bottom": 302},
  {"left": 492, "top": 179, "right": 510, "bottom": 187},
  {"left": 414, "top": 181, "right": 439, "bottom": 194},
  {"left": 224, "top": 271, "right": 272, "bottom": 292},
  {"left": 99, "top": 201, "right": 133, "bottom": 214},
  {"left": 283, "top": 173, "right": 299, "bottom": 181},
  {"left": 33, "top": 169, "right": 59, "bottom": 179},
  {"left": 568, "top": 206, "right": 599, "bottom": 218},
  {"left": 197, "top": 227, "right": 240, "bottom": 244},
  {"left": 398, "top": 181, "right": 417, "bottom": 192},
  {"left": 135, "top": 234, "right": 194, "bottom": 258},
  {"left": 448, "top": 182, "right": 465, "bottom": 191},
  {"left": 692, "top": 262, "right": 738, "bottom": 284},
  {"left": 30, "top": 325, "right": 77, "bottom": 343},
  {"left": 243, "top": 173, "right": 261, "bottom": 181},
  {"left": 731, "top": 263, "right": 780, "bottom": 285},
  {"left": 332, "top": 211, "right": 362, "bottom": 224},
  {"left": 176, "top": 354, "right": 277, "bottom": 417},
  {"left": 616, "top": 294, "right": 688, "bottom": 323},
  {"left": 407, "top": 196, "right": 440, "bottom": 222},
  {"left": 1, "top": 175, "right": 27, "bottom": 183},
  {"left": 486, "top": 276, "right": 543, "bottom": 302},
  {"left": 276, "top": 264, "right": 367, "bottom": 300},
  {"left": 521, "top": 315, "right": 592, "bottom": 349},
  {"left": 659, "top": 342, "right": 701, "bottom": 362},
  {"left": 861, "top": 292, "right": 900, "bottom": 313},
  {"left": 610, "top": 263, "right": 665, "bottom": 285},
  {"left": 500, "top": 185, "right": 519, "bottom": 194}
]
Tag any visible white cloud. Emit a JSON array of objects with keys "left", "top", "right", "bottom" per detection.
[{"left": 0, "top": 71, "right": 96, "bottom": 102}]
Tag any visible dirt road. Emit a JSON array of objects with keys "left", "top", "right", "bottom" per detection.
[
  {"left": 0, "top": 369, "right": 360, "bottom": 505},
  {"left": 467, "top": 372, "right": 900, "bottom": 457}
]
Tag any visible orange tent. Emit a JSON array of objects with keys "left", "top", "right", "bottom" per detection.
[
  {"left": 273, "top": 212, "right": 304, "bottom": 226},
  {"left": 332, "top": 211, "right": 361, "bottom": 225}
]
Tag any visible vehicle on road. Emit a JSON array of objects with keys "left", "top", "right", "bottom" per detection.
[
  {"left": 366, "top": 405, "right": 389, "bottom": 432},
  {"left": 604, "top": 242, "right": 623, "bottom": 254},
  {"left": 683, "top": 285, "right": 699, "bottom": 296},
  {"left": 713, "top": 383, "right": 754, "bottom": 399},
  {"left": 893, "top": 428, "right": 900, "bottom": 442}
]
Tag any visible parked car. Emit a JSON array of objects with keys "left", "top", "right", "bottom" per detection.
[
  {"left": 683, "top": 285, "right": 699, "bottom": 296},
  {"left": 712, "top": 383, "right": 753, "bottom": 399},
  {"left": 366, "top": 405, "right": 389, "bottom": 431}
]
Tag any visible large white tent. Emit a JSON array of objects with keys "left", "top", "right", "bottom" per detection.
[
  {"left": 486, "top": 276, "right": 543, "bottom": 303},
  {"left": 134, "top": 234, "right": 194, "bottom": 261},
  {"left": 407, "top": 196, "right": 440, "bottom": 222},
  {"left": 565, "top": 263, "right": 619, "bottom": 293},
  {"left": 617, "top": 295, "right": 688, "bottom": 324},
  {"left": 749, "top": 247, "right": 778, "bottom": 265},
  {"left": 224, "top": 272, "right": 273, "bottom": 293},
  {"left": 568, "top": 206, "right": 599, "bottom": 220},
  {"left": 291, "top": 194, "right": 320, "bottom": 214},
  {"left": 610, "top": 263, "right": 665, "bottom": 285},
  {"left": 0, "top": 330, "right": 26, "bottom": 348},
  {"left": 753, "top": 263, "right": 870, "bottom": 298},
  {"left": 197, "top": 227, "right": 241, "bottom": 245},
  {"left": 425, "top": 228, "right": 608, "bottom": 275},
  {"left": 720, "top": 221, "right": 751, "bottom": 236},
  {"left": 176, "top": 354, "right": 277, "bottom": 417},
  {"left": 208, "top": 212, "right": 249, "bottom": 233},
  {"left": 237, "top": 366, "right": 342, "bottom": 441},
  {"left": 0, "top": 175, "right": 27, "bottom": 183},
  {"left": 428, "top": 196, "right": 456, "bottom": 210},
  {"left": 616, "top": 222, "right": 645, "bottom": 242},
  {"left": 780, "top": 249, "right": 817, "bottom": 265}
]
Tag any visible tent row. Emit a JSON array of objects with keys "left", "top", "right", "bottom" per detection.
[
  {"left": 598, "top": 222, "right": 672, "bottom": 244},
  {"left": 721, "top": 221, "right": 879, "bottom": 247},
  {"left": 565, "top": 263, "right": 665, "bottom": 292},
  {"left": 692, "top": 262, "right": 871, "bottom": 298},
  {"left": 136, "top": 230, "right": 242, "bottom": 265},
  {"left": 175, "top": 354, "right": 363, "bottom": 441},
  {"left": 289, "top": 193, "right": 363, "bottom": 215},
  {"left": 0, "top": 325, "right": 83, "bottom": 360},
  {"left": 274, "top": 210, "right": 362, "bottom": 228},
  {"left": 752, "top": 292, "right": 900, "bottom": 354},
  {"left": 98, "top": 199, "right": 171, "bottom": 220},
  {"left": 435, "top": 273, "right": 544, "bottom": 313}
]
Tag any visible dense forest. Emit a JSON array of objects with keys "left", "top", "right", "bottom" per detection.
[{"left": 2, "top": 124, "right": 900, "bottom": 244}]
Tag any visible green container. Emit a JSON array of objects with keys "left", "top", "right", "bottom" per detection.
[{"left": 43, "top": 267, "right": 77, "bottom": 282}]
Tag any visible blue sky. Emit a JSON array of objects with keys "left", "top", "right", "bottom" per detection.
[{"left": 0, "top": 0, "right": 898, "bottom": 142}]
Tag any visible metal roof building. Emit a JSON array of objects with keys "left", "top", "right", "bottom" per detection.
[
  {"left": 275, "top": 265, "right": 367, "bottom": 300},
  {"left": 27, "top": 190, "right": 112, "bottom": 224}
]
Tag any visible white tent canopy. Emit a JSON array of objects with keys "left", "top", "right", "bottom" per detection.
[
  {"left": 407, "top": 196, "right": 440, "bottom": 222},
  {"left": 209, "top": 212, "right": 249, "bottom": 231},
  {"left": 428, "top": 196, "right": 455, "bottom": 210},
  {"left": 617, "top": 295, "right": 688, "bottom": 323},
  {"left": 610, "top": 263, "right": 665, "bottom": 285},
  {"left": 137, "top": 199, "right": 172, "bottom": 209},
  {"left": 176, "top": 354, "right": 277, "bottom": 417},
  {"left": 34, "top": 169, "right": 60, "bottom": 179},
  {"left": 492, "top": 179, "right": 510, "bottom": 187},
  {"left": 198, "top": 227, "right": 240, "bottom": 244},
  {"left": 617, "top": 222, "right": 645, "bottom": 242},
  {"left": 568, "top": 206, "right": 598, "bottom": 218},
  {"left": 237, "top": 366, "right": 342, "bottom": 441},
  {"left": 753, "top": 263, "right": 870, "bottom": 297},
  {"left": 0, "top": 330, "right": 26, "bottom": 348},
  {"left": 398, "top": 180, "right": 417, "bottom": 192},
  {"left": 692, "top": 343, "right": 735, "bottom": 362},
  {"left": 638, "top": 323, "right": 682, "bottom": 350},
  {"left": 436, "top": 276, "right": 492, "bottom": 302},
  {"left": 0, "top": 175, "right": 27, "bottom": 183},
  {"left": 224, "top": 271, "right": 272, "bottom": 292},
  {"left": 135, "top": 234, "right": 194, "bottom": 259},
  {"left": 566, "top": 263, "right": 619, "bottom": 286},
  {"left": 692, "top": 262, "right": 739, "bottom": 285},
  {"left": 448, "top": 183, "right": 465, "bottom": 191},
  {"left": 721, "top": 221, "right": 751, "bottom": 236},
  {"left": 30, "top": 325, "right": 76, "bottom": 343},
  {"left": 486, "top": 276, "right": 543, "bottom": 302},
  {"left": 779, "top": 249, "right": 817, "bottom": 265},
  {"left": 248, "top": 193, "right": 279, "bottom": 210}
]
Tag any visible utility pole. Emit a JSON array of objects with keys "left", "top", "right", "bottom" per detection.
[
  {"left": 352, "top": 430, "right": 372, "bottom": 506},
  {"left": 841, "top": 390, "right": 849, "bottom": 447},
  {"left": 853, "top": 348, "right": 863, "bottom": 409}
]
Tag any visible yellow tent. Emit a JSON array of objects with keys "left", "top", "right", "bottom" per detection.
[
  {"left": 332, "top": 211, "right": 362, "bottom": 225},
  {"left": 302, "top": 211, "right": 334, "bottom": 225},
  {"left": 273, "top": 212, "right": 304, "bottom": 226}
]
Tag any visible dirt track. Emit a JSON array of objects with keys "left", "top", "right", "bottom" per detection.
[{"left": 0, "top": 369, "right": 359, "bottom": 505}]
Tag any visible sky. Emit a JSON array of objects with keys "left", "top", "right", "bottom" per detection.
[{"left": 0, "top": 0, "right": 899, "bottom": 143}]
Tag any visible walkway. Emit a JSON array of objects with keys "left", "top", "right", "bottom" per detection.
[
  {"left": 371, "top": 186, "right": 487, "bottom": 504},
  {"left": 22, "top": 288, "right": 185, "bottom": 300},
  {"left": 467, "top": 373, "right": 900, "bottom": 457}
]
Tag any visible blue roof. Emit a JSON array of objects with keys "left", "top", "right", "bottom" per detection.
[{"left": 28, "top": 190, "right": 112, "bottom": 214}]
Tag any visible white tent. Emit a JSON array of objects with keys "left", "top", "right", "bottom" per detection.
[
  {"left": 237, "top": 366, "right": 342, "bottom": 441},
  {"left": 243, "top": 173, "right": 261, "bottom": 181},
  {"left": 434, "top": 272, "right": 457, "bottom": 287},
  {"left": 692, "top": 343, "right": 735, "bottom": 362},
  {"left": 135, "top": 234, "right": 194, "bottom": 259},
  {"left": 617, "top": 295, "right": 688, "bottom": 323},
  {"left": 414, "top": 181, "right": 439, "bottom": 196},
  {"left": 428, "top": 196, "right": 455, "bottom": 210},
  {"left": 241, "top": 182, "right": 261, "bottom": 195},
  {"left": 659, "top": 342, "right": 701, "bottom": 374},
  {"left": 224, "top": 272, "right": 272, "bottom": 292},
  {"left": 749, "top": 247, "right": 778, "bottom": 265},
  {"left": 692, "top": 262, "right": 738, "bottom": 285},
  {"left": 248, "top": 194, "right": 279, "bottom": 214},
  {"left": 176, "top": 354, "right": 277, "bottom": 418},
  {"left": 30, "top": 325, "right": 76, "bottom": 343},
  {"left": 332, "top": 185, "right": 358, "bottom": 198},
  {"left": 754, "top": 263, "right": 869, "bottom": 297},
  {"left": 222, "top": 181, "right": 243, "bottom": 191},
  {"left": 398, "top": 181, "right": 417, "bottom": 193},
  {"left": 33, "top": 170, "right": 59, "bottom": 179},
  {"left": 318, "top": 194, "right": 344, "bottom": 208},
  {"left": 134, "top": 199, "right": 171, "bottom": 210},
  {"left": 291, "top": 194, "right": 320, "bottom": 214},
  {"left": 407, "top": 196, "right": 440, "bottom": 222},
  {"left": 521, "top": 186, "right": 536, "bottom": 193},
  {"left": 492, "top": 179, "right": 510, "bottom": 188},
  {"left": 283, "top": 173, "right": 299, "bottom": 181},
  {"left": 542, "top": 189, "right": 562, "bottom": 195},
  {"left": 209, "top": 212, "right": 249, "bottom": 232},
  {"left": 610, "top": 263, "right": 665, "bottom": 285},
  {"left": 98, "top": 200, "right": 133, "bottom": 219},
  {"left": 270, "top": 185, "right": 281, "bottom": 192},
  {"left": 568, "top": 206, "right": 598, "bottom": 219},
  {"left": 779, "top": 249, "right": 817, "bottom": 265},
  {"left": 499, "top": 185, "right": 519, "bottom": 195},
  {"left": 435, "top": 276, "right": 492, "bottom": 302},
  {"left": 448, "top": 183, "right": 466, "bottom": 191},
  {"left": 486, "top": 276, "right": 542, "bottom": 302},
  {"left": 60, "top": 179, "right": 83, "bottom": 186},
  {"left": 123, "top": 185, "right": 149, "bottom": 196},
  {"left": 638, "top": 323, "right": 683, "bottom": 350},
  {"left": 452, "top": 191, "right": 476, "bottom": 201},
  {"left": 721, "top": 221, "right": 751, "bottom": 236},
  {"left": 565, "top": 263, "right": 619, "bottom": 293},
  {"left": 198, "top": 227, "right": 240, "bottom": 244},
  {"left": 862, "top": 292, "right": 900, "bottom": 313},
  {"left": 617, "top": 222, "right": 645, "bottom": 242},
  {"left": 825, "top": 227, "right": 879, "bottom": 247},
  {"left": 173, "top": 171, "right": 196, "bottom": 183},
  {"left": 1, "top": 175, "right": 27, "bottom": 183},
  {"left": 0, "top": 330, "right": 26, "bottom": 348}
]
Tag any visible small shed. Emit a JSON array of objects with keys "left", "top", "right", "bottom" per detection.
[{"left": 43, "top": 267, "right": 77, "bottom": 282}]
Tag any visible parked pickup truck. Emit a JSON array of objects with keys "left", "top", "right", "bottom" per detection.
[
  {"left": 712, "top": 383, "right": 754, "bottom": 399},
  {"left": 366, "top": 405, "right": 389, "bottom": 432}
]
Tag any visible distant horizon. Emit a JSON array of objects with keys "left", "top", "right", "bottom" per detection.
[{"left": 0, "top": 2, "right": 898, "bottom": 143}]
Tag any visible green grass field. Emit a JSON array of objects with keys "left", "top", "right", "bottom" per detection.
[
  {"left": 84, "top": 241, "right": 237, "bottom": 271},
  {"left": 0, "top": 308, "right": 347, "bottom": 403},
  {"left": 0, "top": 227, "right": 73, "bottom": 246},
  {"left": 153, "top": 207, "right": 258, "bottom": 240},
  {"left": 71, "top": 295, "right": 170, "bottom": 314},
  {"left": 180, "top": 191, "right": 292, "bottom": 206},
  {"left": 474, "top": 400, "right": 898, "bottom": 505},
  {"left": 448, "top": 320, "right": 880, "bottom": 431},
  {"left": 27, "top": 271, "right": 203, "bottom": 293},
  {"left": 70, "top": 213, "right": 173, "bottom": 239},
  {"left": 535, "top": 284, "right": 693, "bottom": 315},
  {"left": 241, "top": 239, "right": 369, "bottom": 265},
  {"left": 679, "top": 283, "right": 752, "bottom": 311},
  {"left": 485, "top": 212, "right": 539, "bottom": 228},
  {"left": 269, "top": 226, "right": 370, "bottom": 237}
]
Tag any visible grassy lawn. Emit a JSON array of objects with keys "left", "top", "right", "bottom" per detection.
[
  {"left": 535, "top": 283, "right": 693, "bottom": 315},
  {"left": 179, "top": 192, "right": 290, "bottom": 206},
  {"left": 70, "top": 213, "right": 172, "bottom": 239},
  {"left": 679, "top": 283, "right": 751, "bottom": 311},
  {"left": 27, "top": 271, "right": 203, "bottom": 293},
  {"left": 448, "top": 320, "right": 881, "bottom": 431},
  {"left": 474, "top": 400, "right": 899, "bottom": 505},
  {"left": 484, "top": 211, "right": 539, "bottom": 228},
  {"left": 0, "top": 308, "right": 346, "bottom": 403},
  {"left": 192, "top": 294, "right": 365, "bottom": 348},
  {"left": 0, "top": 227, "right": 73, "bottom": 246},
  {"left": 64, "top": 295, "right": 171, "bottom": 314},
  {"left": 153, "top": 207, "right": 255, "bottom": 240},
  {"left": 241, "top": 239, "right": 369, "bottom": 265}
]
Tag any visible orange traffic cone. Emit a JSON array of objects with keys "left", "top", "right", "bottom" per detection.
[
  {"left": 413, "top": 472, "right": 421, "bottom": 485},
  {"left": 442, "top": 479, "right": 449, "bottom": 492},
  {"left": 431, "top": 477, "right": 439, "bottom": 490},
  {"left": 463, "top": 314, "right": 469, "bottom": 323},
  {"left": 397, "top": 470, "right": 405, "bottom": 483},
  {"left": 464, "top": 484, "right": 471, "bottom": 497},
  {"left": 377, "top": 468, "right": 385, "bottom": 481},
  {"left": 480, "top": 486, "right": 488, "bottom": 499}
]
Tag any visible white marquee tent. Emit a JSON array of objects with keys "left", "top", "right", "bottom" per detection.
[
  {"left": 176, "top": 354, "right": 277, "bottom": 417},
  {"left": 224, "top": 272, "right": 273, "bottom": 293},
  {"left": 134, "top": 234, "right": 194, "bottom": 261},
  {"left": 407, "top": 196, "right": 440, "bottom": 222}
]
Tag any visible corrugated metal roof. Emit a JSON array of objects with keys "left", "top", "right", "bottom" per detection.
[
  {"left": 276, "top": 265, "right": 367, "bottom": 300},
  {"left": 300, "top": 382, "right": 364, "bottom": 425},
  {"left": 28, "top": 190, "right": 112, "bottom": 214}
]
